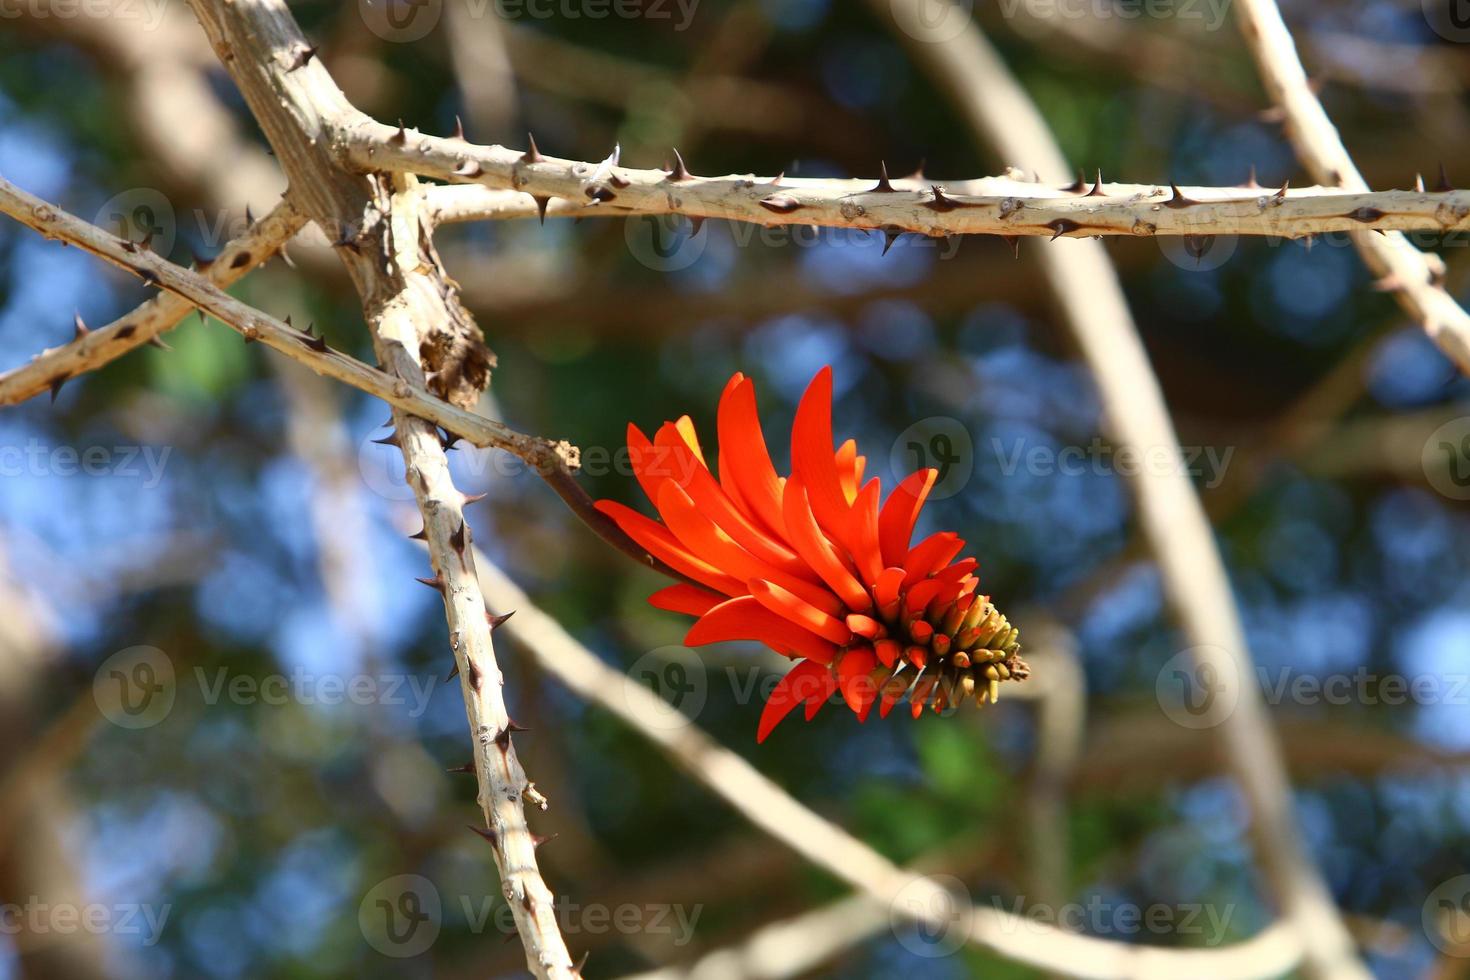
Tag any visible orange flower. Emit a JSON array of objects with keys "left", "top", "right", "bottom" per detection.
[{"left": 597, "top": 367, "right": 1027, "bottom": 741}]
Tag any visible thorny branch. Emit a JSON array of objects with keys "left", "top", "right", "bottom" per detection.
[
  {"left": 0, "top": 198, "right": 305, "bottom": 405},
  {"left": 178, "top": 0, "right": 579, "bottom": 975},
  {"left": 341, "top": 122, "right": 1470, "bottom": 245},
  {"left": 475, "top": 555, "right": 1305, "bottom": 980},
  {"left": 874, "top": 0, "right": 1368, "bottom": 977},
  {"left": 0, "top": 175, "right": 671, "bottom": 581},
  {"left": 1234, "top": 0, "right": 1470, "bottom": 376}
]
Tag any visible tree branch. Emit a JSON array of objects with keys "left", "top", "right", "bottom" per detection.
[
  {"left": 340, "top": 122, "right": 1470, "bottom": 240},
  {"left": 0, "top": 198, "right": 305, "bottom": 405},
  {"left": 178, "top": 2, "right": 581, "bottom": 975},
  {"left": 1233, "top": 0, "right": 1470, "bottom": 376},
  {"left": 475, "top": 555, "right": 1306, "bottom": 980},
  {"left": 873, "top": 2, "right": 1368, "bottom": 977}
]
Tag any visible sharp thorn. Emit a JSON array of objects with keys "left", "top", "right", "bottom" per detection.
[
  {"left": 452, "top": 114, "right": 465, "bottom": 140},
  {"left": 872, "top": 160, "right": 896, "bottom": 193},
  {"left": 522, "top": 132, "right": 544, "bottom": 163},
  {"left": 285, "top": 43, "right": 319, "bottom": 72},
  {"left": 1164, "top": 183, "right": 1199, "bottom": 208}
]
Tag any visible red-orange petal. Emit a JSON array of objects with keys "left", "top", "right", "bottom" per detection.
[
  {"left": 717, "top": 377, "right": 788, "bottom": 541},
  {"left": 905, "top": 577, "right": 947, "bottom": 616},
  {"left": 649, "top": 584, "right": 724, "bottom": 617},
  {"left": 804, "top": 669, "right": 837, "bottom": 720},
  {"left": 657, "top": 482, "right": 843, "bottom": 615},
  {"left": 750, "top": 580, "right": 852, "bottom": 646},
  {"left": 879, "top": 468, "right": 938, "bottom": 568},
  {"left": 654, "top": 423, "right": 810, "bottom": 578},
  {"left": 878, "top": 670, "right": 910, "bottom": 718},
  {"left": 782, "top": 479, "right": 873, "bottom": 613},
  {"left": 873, "top": 566, "right": 906, "bottom": 618},
  {"left": 626, "top": 423, "right": 670, "bottom": 507},
  {"left": 595, "top": 499, "right": 744, "bottom": 595},
  {"left": 757, "top": 659, "right": 829, "bottom": 742},
  {"left": 837, "top": 647, "right": 878, "bottom": 717},
  {"left": 715, "top": 373, "right": 751, "bottom": 514},
  {"left": 686, "top": 596, "right": 837, "bottom": 664},
  {"left": 835, "top": 438, "right": 860, "bottom": 505},
  {"left": 902, "top": 532, "right": 965, "bottom": 589},
  {"left": 844, "top": 478, "right": 885, "bottom": 585},
  {"left": 673, "top": 414, "right": 706, "bottom": 466},
  {"left": 791, "top": 367, "right": 851, "bottom": 538},
  {"left": 846, "top": 613, "right": 884, "bottom": 640}
]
